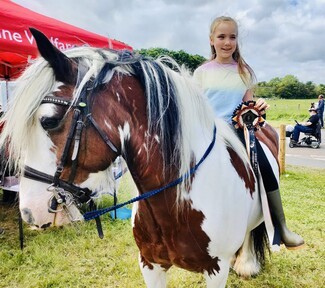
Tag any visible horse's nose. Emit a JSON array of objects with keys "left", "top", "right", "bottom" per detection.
[{"left": 20, "top": 208, "right": 52, "bottom": 228}]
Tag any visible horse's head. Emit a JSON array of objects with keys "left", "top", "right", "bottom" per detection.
[{"left": 0, "top": 29, "right": 132, "bottom": 228}]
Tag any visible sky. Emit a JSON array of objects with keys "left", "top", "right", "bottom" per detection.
[{"left": 13, "top": 0, "right": 325, "bottom": 84}]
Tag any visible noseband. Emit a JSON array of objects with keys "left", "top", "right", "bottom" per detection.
[{"left": 24, "top": 72, "right": 118, "bottom": 237}]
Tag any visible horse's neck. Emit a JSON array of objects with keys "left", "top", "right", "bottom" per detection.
[
  {"left": 107, "top": 74, "right": 213, "bottom": 196},
  {"left": 125, "top": 136, "right": 173, "bottom": 194},
  {"left": 104, "top": 75, "right": 175, "bottom": 193}
]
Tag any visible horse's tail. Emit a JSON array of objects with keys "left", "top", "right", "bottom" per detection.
[{"left": 251, "top": 222, "right": 270, "bottom": 265}]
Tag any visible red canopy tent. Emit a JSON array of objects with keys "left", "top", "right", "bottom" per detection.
[{"left": 0, "top": 0, "right": 132, "bottom": 80}]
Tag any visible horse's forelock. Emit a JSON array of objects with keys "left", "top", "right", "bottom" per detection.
[
  {"left": 0, "top": 47, "right": 118, "bottom": 170},
  {"left": 0, "top": 58, "right": 59, "bottom": 170},
  {"left": 66, "top": 48, "right": 137, "bottom": 108}
]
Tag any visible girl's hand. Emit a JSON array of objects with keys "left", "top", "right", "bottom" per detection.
[{"left": 255, "top": 98, "right": 270, "bottom": 111}]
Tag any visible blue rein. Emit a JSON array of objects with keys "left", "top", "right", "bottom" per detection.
[{"left": 83, "top": 125, "right": 217, "bottom": 221}]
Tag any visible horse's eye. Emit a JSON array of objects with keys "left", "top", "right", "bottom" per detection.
[{"left": 40, "top": 117, "right": 61, "bottom": 130}]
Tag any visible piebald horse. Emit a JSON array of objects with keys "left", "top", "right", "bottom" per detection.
[{"left": 0, "top": 29, "right": 269, "bottom": 287}]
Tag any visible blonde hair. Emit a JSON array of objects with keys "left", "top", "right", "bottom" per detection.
[{"left": 209, "top": 16, "right": 256, "bottom": 87}]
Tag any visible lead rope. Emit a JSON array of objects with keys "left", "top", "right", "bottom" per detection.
[{"left": 83, "top": 125, "right": 217, "bottom": 221}]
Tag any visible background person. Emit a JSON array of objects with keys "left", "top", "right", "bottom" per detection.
[
  {"left": 194, "top": 15, "right": 304, "bottom": 249},
  {"left": 317, "top": 94, "right": 324, "bottom": 128},
  {"left": 291, "top": 108, "right": 320, "bottom": 143}
]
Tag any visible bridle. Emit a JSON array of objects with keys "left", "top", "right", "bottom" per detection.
[{"left": 23, "top": 69, "right": 119, "bottom": 237}]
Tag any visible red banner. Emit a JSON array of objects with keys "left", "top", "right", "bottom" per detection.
[{"left": 0, "top": 0, "right": 132, "bottom": 79}]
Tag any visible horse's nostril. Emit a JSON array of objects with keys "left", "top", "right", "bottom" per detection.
[
  {"left": 20, "top": 209, "right": 52, "bottom": 229},
  {"left": 41, "top": 222, "right": 52, "bottom": 229},
  {"left": 21, "top": 208, "right": 35, "bottom": 224}
]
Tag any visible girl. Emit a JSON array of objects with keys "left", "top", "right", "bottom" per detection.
[{"left": 194, "top": 16, "right": 304, "bottom": 249}]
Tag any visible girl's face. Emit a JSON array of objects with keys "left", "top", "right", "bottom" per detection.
[{"left": 210, "top": 21, "right": 237, "bottom": 63}]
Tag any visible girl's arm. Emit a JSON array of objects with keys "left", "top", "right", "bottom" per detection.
[
  {"left": 242, "top": 89, "right": 254, "bottom": 102},
  {"left": 243, "top": 89, "right": 270, "bottom": 111}
]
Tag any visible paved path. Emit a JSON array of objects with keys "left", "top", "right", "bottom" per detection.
[{"left": 283, "top": 128, "right": 325, "bottom": 169}]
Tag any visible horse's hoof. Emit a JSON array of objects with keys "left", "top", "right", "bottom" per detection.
[{"left": 284, "top": 243, "right": 306, "bottom": 250}]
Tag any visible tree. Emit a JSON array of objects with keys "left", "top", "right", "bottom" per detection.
[
  {"left": 255, "top": 76, "right": 321, "bottom": 99},
  {"left": 275, "top": 75, "right": 305, "bottom": 99},
  {"left": 136, "top": 48, "right": 206, "bottom": 72},
  {"left": 316, "top": 84, "right": 325, "bottom": 96},
  {"left": 304, "top": 81, "right": 317, "bottom": 99},
  {"left": 255, "top": 82, "right": 274, "bottom": 98}
]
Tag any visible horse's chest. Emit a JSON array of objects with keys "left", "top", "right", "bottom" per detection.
[{"left": 132, "top": 206, "right": 220, "bottom": 273}]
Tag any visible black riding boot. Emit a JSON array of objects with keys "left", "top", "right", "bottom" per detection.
[{"left": 267, "top": 189, "right": 304, "bottom": 249}]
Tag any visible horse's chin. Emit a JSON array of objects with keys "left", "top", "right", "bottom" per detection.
[
  {"left": 29, "top": 224, "right": 51, "bottom": 231},
  {"left": 21, "top": 204, "right": 84, "bottom": 229},
  {"left": 51, "top": 205, "right": 84, "bottom": 227}
]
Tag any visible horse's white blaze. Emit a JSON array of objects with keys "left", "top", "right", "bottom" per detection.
[
  {"left": 19, "top": 178, "right": 54, "bottom": 226},
  {"left": 19, "top": 103, "right": 83, "bottom": 227},
  {"left": 18, "top": 104, "right": 57, "bottom": 226}
]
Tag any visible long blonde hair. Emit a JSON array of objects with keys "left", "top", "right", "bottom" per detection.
[{"left": 209, "top": 16, "right": 256, "bottom": 87}]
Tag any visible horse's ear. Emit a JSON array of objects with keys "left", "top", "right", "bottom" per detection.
[{"left": 29, "top": 28, "right": 74, "bottom": 84}]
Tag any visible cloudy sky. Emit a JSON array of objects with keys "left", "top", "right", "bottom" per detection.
[{"left": 13, "top": 0, "right": 325, "bottom": 84}]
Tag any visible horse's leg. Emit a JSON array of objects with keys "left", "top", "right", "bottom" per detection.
[
  {"left": 138, "top": 256, "right": 167, "bottom": 288},
  {"left": 204, "top": 258, "right": 230, "bottom": 288},
  {"left": 232, "top": 232, "right": 261, "bottom": 278}
]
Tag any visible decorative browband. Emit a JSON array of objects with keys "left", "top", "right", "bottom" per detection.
[{"left": 42, "top": 96, "right": 71, "bottom": 106}]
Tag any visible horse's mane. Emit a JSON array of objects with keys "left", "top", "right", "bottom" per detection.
[{"left": 0, "top": 47, "right": 249, "bottom": 202}]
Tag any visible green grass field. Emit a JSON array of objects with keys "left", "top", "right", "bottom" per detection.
[
  {"left": 1, "top": 166, "right": 324, "bottom": 288},
  {"left": 264, "top": 98, "right": 314, "bottom": 127}
]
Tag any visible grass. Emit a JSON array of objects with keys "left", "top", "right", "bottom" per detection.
[
  {"left": 1, "top": 166, "right": 324, "bottom": 288},
  {"left": 263, "top": 98, "right": 314, "bottom": 127}
]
